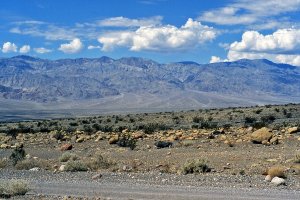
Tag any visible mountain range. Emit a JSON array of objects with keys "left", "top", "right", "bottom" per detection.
[{"left": 1, "top": 55, "right": 300, "bottom": 120}]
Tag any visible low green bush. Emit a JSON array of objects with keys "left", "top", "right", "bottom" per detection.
[
  {"left": 64, "top": 160, "right": 88, "bottom": 172},
  {"left": 181, "top": 159, "right": 211, "bottom": 174},
  {"left": 0, "top": 180, "right": 29, "bottom": 198},
  {"left": 59, "top": 152, "right": 79, "bottom": 162}
]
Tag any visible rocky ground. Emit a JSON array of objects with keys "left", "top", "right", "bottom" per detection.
[{"left": 0, "top": 104, "right": 300, "bottom": 199}]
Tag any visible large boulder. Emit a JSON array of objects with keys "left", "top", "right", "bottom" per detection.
[
  {"left": 154, "top": 141, "right": 173, "bottom": 149},
  {"left": 287, "top": 127, "right": 299, "bottom": 134},
  {"left": 271, "top": 177, "right": 286, "bottom": 186},
  {"left": 108, "top": 135, "right": 119, "bottom": 144},
  {"left": 251, "top": 127, "right": 273, "bottom": 144},
  {"left": 60, "top": 144, "right": 73, "bottom": 151}
]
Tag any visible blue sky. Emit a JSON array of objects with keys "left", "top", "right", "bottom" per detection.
[{"left": 1, "top": 0, "right": 300, "bottom": 66}]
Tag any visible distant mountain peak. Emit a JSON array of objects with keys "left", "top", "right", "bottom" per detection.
[
  {"left": 11, "top": 55, "right": 40, "bottom": 61},
  {"left": 98, "top": 56, "right": 114, "bottom": 63},
  {"left": 176, "top": 61, "right": 200, "bottom": 66},
  {"left": 0, "top": 55, "right": 299, "bottom": 106}
]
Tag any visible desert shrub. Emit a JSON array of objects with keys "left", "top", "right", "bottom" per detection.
[
  {"left": 0, "top": 180, "right": 29, "bottom": 198},
  {"left": 267, "top": 166, "right": 286, "bottom": 178},
  {"left": 191, "top": 124, "right": 199, "bottom": 129},
  {"left": 143, "top": 123, "right": 157, "bottom": 134},
  {"left": 59, "top": 152, "right": 79, "bottom": 162},
  {"left": 192, "top": 116, "right": 204, "bottom": 123},
  {"left": 181, "top": 159, "right": 211, "bottom": 174},
  {"left": 69, "top": 122, "right": 79, "bottom": 126},
  {"left": 252, "top": 121, "right": 267, "bottom": 129},
  {"left": 64, "top": 160, "right": 88, "bottom": 172},
  {"left": 5, "top": 128, "right": 18, "bottom": 138},
  {"left": 157, "top": 163, "right": 176, "bottom": 173},
  {"left": 52, "top": 131, "right": 64, "bottom": 140},
  {"left": 9, "top": 145, "right": 26, "bottom": 166},
  {"left": 244, "top": 117, "right": 256, "bottom": 124},
  {"left": 81, "top": 120, "right": 90, "bottom": 124},
  {"left": 254, "top": 109, "right": 263, "bottom": 114},
  {"left": 116, "top": 134, "right": 137, "bottom": 150},
  {"left": 15, "top": 159, "right": 51, "bottom": 170},
  {"left": 87, "top": 153, "right": 112, "bottom": 171},
  {"left": 0, "top": 159, "right": 7, "bottom": 169},
  {"left": 99, "top": 125, "right": 113, "bottom": 132},
  {"left": 261, "top": 115, "right": 276, "bottom": 124},
  {"left": 285, "top": 113, "right": 292, "bottom": 118},
  {"left": 200, "top": 121, "right": 218, "bottom": 129}
]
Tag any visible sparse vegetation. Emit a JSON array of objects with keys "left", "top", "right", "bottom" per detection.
[
  {"left": 0, "top": 180, "right": 29, "bottom": 198},
  {"left": 64, "top": 160, "right": 88, "bottom": 172},
  {"left": 267, "top": 166, "right": 286, "bottom": 178},
  {"left": 9, "top": 144, "right": 26, "bottom": 166},
  {"left": 87, "top": 153, "right": 112, "bottom": 171},
  {"left": 116, "top": 134, "right": 137, "bottom": 150},
  {"left": 182, "top": 159, "right": 211, "bottom": 174},
  {"left": 59, "top": 152, "right": 79, "bottom": 162},
  {"left": 15, "top": 159, "right": 51, "bottom": 170}
]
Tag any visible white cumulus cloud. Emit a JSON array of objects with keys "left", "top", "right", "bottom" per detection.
[
  {"left": 87, "top": 45, "right": 101, "bottom": 50},
  {"left": 229, "top": 29, "right": 300, "bottom": 53},
  {"left": 58, "top": 38, "right": 83, "bottom": 53},
  {"left": 97, "top": 16, "right": 162, "bottom": 27},
  {"left": 34, "top": 47, "right": 52, "bottom": 54},
  {"left": 224, "top": 28, "right": 300, "bottom": 66},
  {"left": 19, "top": 45, "right": 31, "bottom": 53},
  {"left": 2, "top": 42, "right": 18, "bottom": 53},
  {"left": 98, "top": 18, "right": 217, "bottom": 52},
  {"left": 198, "top": 0, "right": 300, "bottom": 29}
]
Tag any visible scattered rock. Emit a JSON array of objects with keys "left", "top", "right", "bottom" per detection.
[
  {"left": 271, "top": 177, "right": 286, "bottom": 186},
  {"left": 109, "top": 135, "right": 119, "bottom": 144},
  {"left": 266, "top": 158, "right": 277, "bottom": 162},
  {"left": 92, "top": 173, "right": 102, "bottom": 180},
  {"left": 76, "top": 136, "right": 85, "bottom": 143},
  {"left": 265, "top": 175, "right": 272, "bottom": 182},
  {"left": 287, "top": 127, "right": 299, "bottom": 134},
  {"left": 236, "top": 139, "right": 242, "bottom": 143},
  {"left": 261, "top": 140, "right": 269, "bottom": 145},
  {"left": 251, "top": 127, "right": 273, "bottom": 144},
  {"left": 59, "top": 165, "right": 66, "bottom": 171},
  {"left": 29, "top": 167, "right": 40, "bottom": 171},
  {"left": 154, "top": 141, "right": 173, "bottom": 149},
  {"left": 60, "top": 144, "right": 73, "bottom": 151},
  {"left": 219, "top": 135, "right": 227, "bottom": 141},
  {"left": 132, "top": 132, "right": 144, "bottom": 139},
  {"left": 95, "top": 135, "right": 104, "bottom": 142},
  {"left": 211, "top": 129, "right": 224, "bottom": 135},
  {"left": 122, "top": 165, "right": 133, "bottom": 172},
  {"left": 0, "top": 144, "right": 10, "bottom": 149},
  {"left": 270, "top": 136, "right": 279, "bottom": 145}
]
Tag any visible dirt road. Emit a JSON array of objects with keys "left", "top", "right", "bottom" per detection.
[{"left": 26, "top": 180, "right": 300, "bottom": 200}]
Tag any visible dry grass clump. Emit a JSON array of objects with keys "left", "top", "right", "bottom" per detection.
[
  {"left": 0, "top": 159, "right": 7, "bottom": 169},
  {"left": 59, "top": 152, "right": 79, "bottom": 162},
  {"left": 0, "top": 180, "right": 29, "bottom": 198},
  {"left": 86, "top": 153, "right": 113, "bottom": 171},
  {"left": 181, "top": 159, "right": 211, "bottom": 174},
  {"left": 294, "top": 153, "right": 300, "bottom": 163},
  {"left": 15, "top": 159, "right": 51, "bottom": 170},
  {"left": 267, "top": 166, "right": 286, "bottom": 178},
  {"left": 64, "top": 160, "right": 88, "bottom": 172}
]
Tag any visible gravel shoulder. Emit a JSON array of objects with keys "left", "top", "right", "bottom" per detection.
[{"left": 1, "top": 169, "right": 300, "bottom": 199}]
